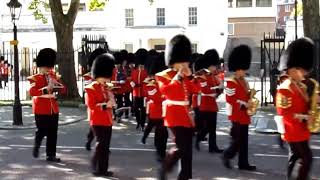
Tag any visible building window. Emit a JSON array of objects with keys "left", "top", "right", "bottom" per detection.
[
  {"left": 154, "top": 45, "right": 166, "bottom": 51},
  {"left": 191, "top": 43, "right": 198, "bottom": 53},
  {"left": 228, "top": 0, "right": 233, "bottom": 8},
  {"left": 125, "top": 9, "right": 134, "bottom": 27},
  {"left": 124, "top": 43, "right": 133, "bottom": 53},
  {"left": 157, "top": 8, "right": 165, "bottom": 26},
  {"left": 188, "top": 7, "right": 197, "bottom": 25},
  {"left": 256, "top": 0, "right": 272, "bottom": 7},
  {"left": 285, "top": 5, "right": 291, "bottom": 12},
  {"left": 236, "top": 0, "right": 252, "bottom": 7},
  {"left": 228, "top": 23, "right": 235, "bottom": 35}
]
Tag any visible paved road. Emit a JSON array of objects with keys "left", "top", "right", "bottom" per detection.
[{"left": 0, "top": 113, "right": 319, "bottom": 180}]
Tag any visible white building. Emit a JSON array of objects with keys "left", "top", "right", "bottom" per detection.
[{"left": 0, "top": 0, "right": 228, "bottom": 56}]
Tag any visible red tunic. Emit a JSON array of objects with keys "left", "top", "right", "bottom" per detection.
[
  {"left": 28, "top": 71, "right": 66, "bottom": 115},
  {"left": 198, "top": 74, "right": 222, "bottom": 112},
  {"left": 85, "top": 81, "right": 114, "bottom": 127},
  {"left": 276, "top": 79, "right": 310, "bottom": 142},
  {"left": 130, "top": 68, "right": 148, "bottom": 97},
  {"left": 225, "top": 77, "right": 250, "bottom": 125},
  {"left": 156, "top": 69, "right": 200, "bottom": 127},
  {"left": 145, "top": 80, "right": 165, "bottom": 120}
]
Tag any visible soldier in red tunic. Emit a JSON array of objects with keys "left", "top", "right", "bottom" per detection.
[
  {"left": 83, "top": 48, "right": 107, "bottom": 151},
  {"left": 131, "top": 49, "right": 148, "bottom": 130},
  {"left": 194, "top": 49, "right": 223, "bottom": 153},
  {"left": 120, "top": 50, "right": 133, "bottom": 119},
  {"left": 156, "top": 35, "right": 200, "bottom": 180},
  {"left": 221, "top": 45, "right": 256, "bottom": 171},
  {"left": 141, "top": 52, "right": 168, "bottom": 162},
  {"left": 28, "top": 48, "right": 66, "bottom": 162},
  {"left": 276, "top": 38, "right": 314, "bottom": 180},
  {"left": 85, "top": 53, "right": 115, "bottom": 177}
]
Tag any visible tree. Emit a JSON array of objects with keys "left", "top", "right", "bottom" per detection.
[
  {"left": 28, "top": 0, "right": 154, "bottom": 100},
  {"left": 290, "top": 1, "right": 303, "bottom": 18},
  {"left": 302, "top": 0, "right": 320, "bottom": 39}
]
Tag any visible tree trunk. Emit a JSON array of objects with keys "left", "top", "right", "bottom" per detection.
[
  {"left": 302, "top": 0, "right": 320, "bottom": 39},
  {"left": 55, "top": 25, "right": 80, "bottom": 100}
]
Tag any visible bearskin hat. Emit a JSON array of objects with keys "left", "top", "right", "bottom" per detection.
[
  {"left": 147, "top": 53, "right": 166, "bottom": 75},
  {"left": 166, "top": 34, "right": 192, "bottom": 66},
  {"left": 279, "top": 37, "right": 314, "bottom": 71},
  {"left": 36, "top": 48, "right": 56, "bottom": 68},
  {"left": 91, "top": 53, "right": 115, "bottom": 79},
  {"left": 120, "top": 49, "right": 129, "bottom": 61},
  {"left": 113, "top": 51, "right": 123, "bottom": 65},
  {"left": 127, "top": 53, "right": 135, "bottom": 64},
  {"left": 87, "top": 48, "right": 107, "bottom": 69},
  {"left": 204, "top": 49, "right": 220, "bottom": 66},
  {"left": 228, "top": 45, "right": 252, "bottom": 72},
  {"left": 135, "top": 48, "right": 148, "bottom": 65}
]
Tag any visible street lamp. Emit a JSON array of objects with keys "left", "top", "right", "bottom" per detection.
[
  {"left": 7, "top": 0, "right": 22, "bottom": 126},
  {"left": 294, "top": 0, "right": 298, "bottom": 40}
]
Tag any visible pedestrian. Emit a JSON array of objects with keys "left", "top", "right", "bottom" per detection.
[
  {"left": 83, "top": 48, "right": 107, "bottom": 151},
  {"left": 156, "top": 34, "right": 200, "bottom": 180},
  {"left": 276, "top": 37, "right": 314, "bottom": 180},
  {"left": 3, "top": 61, "right": 9, "bottom": 87},
  {"left": 194, "top": 49, "right": 223, "bottom": 153},
  {"left": 221, "top": 45, "right": 256, "bottom": 171},
  {"left": 141, "top": 51, "right": 168, "bottom": 162},
  {"left": 0, "top": 56, "right": 4, "bottom": 89},
  {"left": 28, "top": 48, "right": 66, "bottom": 162},
  {"left": 131, "top": 49, "right": 148, "bottom": 131},
  {"left": 120, "top": 50, "right": 132, "bottom": 119},
  {"left": 85, "top": 53, "right": 115, "bottom": 177}
]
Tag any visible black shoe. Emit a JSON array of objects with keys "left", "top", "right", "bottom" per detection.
[
  {"left": 92, "top": 171, "right": 114, "bottom": 177},
  {"left": 239, "top": 165, "right": 256, "bottom": 171},
  {"left": 32, "top": 146, "right": 39, "bottom": 158},
  {"left": 46, "top": 157, "right": 61, "bottom": 162},
  {"left": 141, "top": 137, "right": 146, "bottom": 144},
  {"left": 85, "top": 142, "right": 91, "bottom": 151},
  {"left": 221, "top": 155, "right": 232, "bottom": 169},
  {"left": 158, "top": 167, "right": 167, "bottom": 180},
  {"left": 195, "top": 141, "right": 200, "bottom": 151},
  {"left": 209, "top": 148, "right": 224, "bottom": 153}
]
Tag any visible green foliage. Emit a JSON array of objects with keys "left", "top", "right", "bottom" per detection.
[
  {"left": 290, "top": 1, "right": 303, "bottom": 18},
  {"left": 28, "top": 0, "right": 49, "bottom": 24},
  {"left": 89, "top": 0, "right": 107, "bottom": 11}
]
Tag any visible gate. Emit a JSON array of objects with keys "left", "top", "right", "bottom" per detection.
[{"left": 260, "top": 33, "right": 286, "bottom": 106}]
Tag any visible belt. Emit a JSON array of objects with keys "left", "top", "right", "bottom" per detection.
[
  {"left": 200, "top": 93, "right": 216, "bottom": 98},
  {"left": 162, "top": 100, "right": 189, "bottom": 117},
  {"left": 37, "top": 94, "right": 56, "bottom": 99}
]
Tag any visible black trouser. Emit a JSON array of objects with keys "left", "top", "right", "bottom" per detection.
[
  {"left": 91, "top": 125, "right": 112, "bottom": 174},
  {"left": 196, "top": 111, "right": 219, "bottom": 151},
  {"left": 115, "top": 94, "right": 124, "bottom": 118},
  {"left": 223, "top": 122, "right": 250, "bottom": 167},
  {"left": 133, "top": 97, "right": 146, "bottom": 128},
  {"left": 193, "top": 108, "right": 201, "bottom": 133},
  {"left": 87, "top": 126, "right": 94, "bottom": 144},
  {"left": 123, "top": 92, "right": 131, "bottom": 117},
  {"left": 34, "top": 114, "right": 59, "bottom": 158},
  {"left": 142, "top": 119, "right": 168, "bottom": 159},
  {"left": 287, "top": 141, "right": 313, "bottom": 180},
  {"left": 163, "top": 127, "right": 193, "bottom": 180}
]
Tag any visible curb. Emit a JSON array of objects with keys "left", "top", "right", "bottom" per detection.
[{"left": 0, "top": 117, "right": 86, "bottom": 130}]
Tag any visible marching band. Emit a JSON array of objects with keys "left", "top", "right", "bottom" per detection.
[{"left": 26, "top": 35, "right": 318, "bottom": 180}]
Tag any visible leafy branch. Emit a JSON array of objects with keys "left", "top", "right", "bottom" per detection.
[{"left": 28, "top": 0, "right": 49, "bottom": 24}]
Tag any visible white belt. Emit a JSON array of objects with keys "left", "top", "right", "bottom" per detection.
[
  {"left": 162, "top": 100, "right": 189, "bottom": 117},
  {"left": 37, "top": 94, "right": 56, "bottom": 99},
  {"left": 200, "top": 93, "right": 216, "bottom": 98}
]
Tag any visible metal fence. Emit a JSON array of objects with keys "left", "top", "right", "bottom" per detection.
[{"left": 0, "top": 48, "right": 83, "bottom": 101}]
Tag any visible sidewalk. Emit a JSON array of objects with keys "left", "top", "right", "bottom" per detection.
[{"left": 0, "top": 106, "right": 86, "bottom": 130}]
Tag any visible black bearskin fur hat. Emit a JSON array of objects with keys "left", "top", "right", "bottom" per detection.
[
  {"left": 87, "top": 48, "right": 107, "bottom": 70},
  {"left": 166, "top": 34, "right": 192, "bottom": 66},
  {"left": 91, "top": 53, "right": 115, "bottom": 79},
  {"left": 134, "top": 48, "right": 148, "bottom": 65},
  {"left": 228, "top": 45, "right": 251, "bottom": 72},
  {"left": 280, "top": 37, "right": 314, "bottom": 71},
  {"left": 36, "top": 48, "right": 56, "bottom": 68}
]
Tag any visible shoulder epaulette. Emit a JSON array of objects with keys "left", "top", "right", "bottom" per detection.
[
  {"left": 156, "top": 69, "right": 172, "bottom": 80},
  {"left": 225, "top": 76, "right": 237, "bottom": 84},
  {"left": 278, "top": 79, "right": 292, "bottom": 91},
  {"left": 146, "top": 82, "right": 157, "bottom": 87},
  {"left": 85, "top": 81, "right": 99, "bottom": 90}
]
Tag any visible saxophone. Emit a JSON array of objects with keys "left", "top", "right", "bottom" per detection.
[
  {"left": 307, "top": 78, "right": 320, "bottom": 133},
  {"left": 247, "top": 88, "right": 260, "bottom": 116}
]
